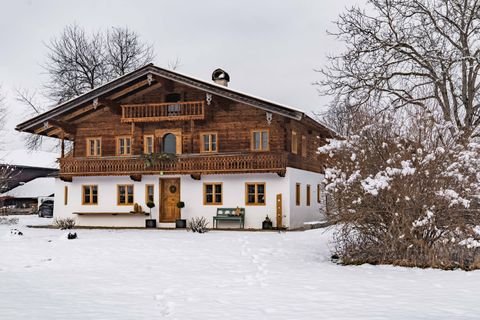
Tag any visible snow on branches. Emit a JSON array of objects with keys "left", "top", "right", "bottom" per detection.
[{"left": 320, "top": 110, "right": 480, "bottom": 269}]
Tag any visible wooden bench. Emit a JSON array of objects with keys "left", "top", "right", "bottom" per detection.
[
  {"left": 213, "top": 208, "right": 245, "bottom": 229},
  {"left": 72, "top": 212, "right": 148, "bottom": 216}
]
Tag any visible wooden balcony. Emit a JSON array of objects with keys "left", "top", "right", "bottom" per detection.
[
  {"left": 59, "top": 152, "right": 288, "bottom": 177},
  {"left": 121, "top": 101, "right": 205, "bottom": 123}
]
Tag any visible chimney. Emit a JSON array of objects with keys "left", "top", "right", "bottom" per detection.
[{"left": 212, "top": 68, "right": 230, "bottom": 87}]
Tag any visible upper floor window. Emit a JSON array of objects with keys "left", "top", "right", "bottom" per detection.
[
  {"left": 317, "top": 184, "right": 321, "bottom": 203},
  {"left": 116, "top": 136, "right": 132, "bottom": 156},
  {"left": 291, "top": 131, "right": 298, "bottom": 154},
  {"left": 165, "top": 93, "right": 181, "bottom": 102},
  {"left": 86, "top": 138, "right": 101, "bottom": 157},
  {"left": 117, "top": 184, "right": 134, "bottom": 205},
  {"left": 251, "top": 129, "right": 269, "bottom": 151},
  {"left": 82, "top": 185, "right": 98, "bottom": 205},
  {"left": 201, "top": 132, "right": 218, "bottom": 153},
  {"left": 163, "top": 133, "right": 177, "bottom": 154},
  {"left": 302, "top": 135, "right": 307, "bottom": 157},
  {"left": 144, "top": 135, "right": 154, "bottom": 154},
  {"left": 166, "top": 93, "right": 181, "bottom": 116},
  {"left": 245, "top": 183, "right": 266, "bottom": 205}
]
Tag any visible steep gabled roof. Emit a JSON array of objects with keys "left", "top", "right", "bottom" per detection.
[{"left": 16, "top": 64, "right": 334, "bottom": 137}]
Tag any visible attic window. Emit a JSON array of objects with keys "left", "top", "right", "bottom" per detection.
[
  {"left": 166, "top": 93, "right": 181, "bottom": 116},
  {"left": 165, "top": 93, "right": 181, "bottom": 103}
]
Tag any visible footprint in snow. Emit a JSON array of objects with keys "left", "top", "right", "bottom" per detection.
[{"left": 155, "top": 294, "right": 175, "bottom": 317}]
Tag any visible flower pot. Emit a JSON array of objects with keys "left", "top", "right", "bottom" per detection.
[
  {"left": 262, "top": 220, "right": 273, "bottom": 230},
  {"left": 175, "top": 219, "right": 187, "bottom": 229},
  {"left": 145, "top": 219, "right": 157, "bottom": 228}
]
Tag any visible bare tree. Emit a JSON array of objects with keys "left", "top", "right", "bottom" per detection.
[
  {"left": 106, "top": 26, "right": 154, "bottom": 77},
  {"left": 45, "top": 24, "right": 107, "bottom": 103},
  {"left": 15, "top": 88, "right": 47, "bottom": 150},
  {"left": 0, "top": 86, "right": 6, "bottom": 132},
  {"left": 167, "top": 57, "right": 182, "bottom": 71},
  {"left": 44, "top": 24, "right": 154, "bottom": 104},
  {"left": 318, "top": 0, "right": 480, "bottom": 138}
]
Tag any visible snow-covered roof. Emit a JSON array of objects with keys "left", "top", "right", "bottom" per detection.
[
  {"left": 0, "top": 149, "right": 59, "bottom": 169},
  {"left": 1, "top": 177, "right": 55, "bottom": 198}
]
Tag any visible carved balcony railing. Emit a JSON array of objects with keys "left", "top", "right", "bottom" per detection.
[
  {"left": 121, "top": 101, "right": 205, "bottom": 123},
  {"left": 59, "top": 152, "right": 288, "bottom": 177}
]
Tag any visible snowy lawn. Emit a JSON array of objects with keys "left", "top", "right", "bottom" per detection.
[{"left": 1, "top": 216, "right": 479, "bottom": 320}]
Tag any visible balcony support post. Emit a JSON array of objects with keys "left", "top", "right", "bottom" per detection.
[{"left": 61, "top": 132, "right": 65, "bottom": 158}]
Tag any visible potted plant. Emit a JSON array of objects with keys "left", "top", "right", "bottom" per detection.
[
  {"left": 175, "top": 201, "right": 186, "bottom": 228},
  {"left": 145, "top": 201, "right": 156, "bottom": 228},
  {"left": 262, "top": 215, "right": 273, "bottom": 230}
]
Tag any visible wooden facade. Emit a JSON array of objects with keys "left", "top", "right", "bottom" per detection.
[{"left": 16, "top": 65, "right": 333, "bottom": 179}]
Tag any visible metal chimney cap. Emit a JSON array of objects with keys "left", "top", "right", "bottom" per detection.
[{"left": 212, "top": 68, "right": 230, "bottom": 82}]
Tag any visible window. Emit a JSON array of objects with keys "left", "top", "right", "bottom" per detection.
[
  {"left": 251, "top": 129, "right": 269, "bottom": 151},
  {"left": 145, "top": 184, "right": 154, "bottom": 203},
  {"left": 317, "top": 184, "right": 321, "bottom": 203},
  {"left": 163, "top": 133, "right": 177, "bottom": 154},
  {"left": 306, "top": 184, "right": 311, "bottom": 206},
  {"left": 245, "top": 183, "right": 266, "bottom": 205},
  {"left": 82, "top": 185, "right": 98, "bottom": 205},
  {"left": 144, "top": 135, "right": 154, "bottom": 154},
  {"left": 166, "top": 93, "right": 181, "bottom": 116},
  {"left": 117, "top": 185, "right": 134, "bottom": 205},
  {"left": 302, "top": 135, "right": 307, "bottom": 157},
  {"left": 201, "top": 133, "right": 218, "bottom": 153},
  {"left": 117, "top": 137, "right": 132, "bottom": 156},
  {"left": 86, "top": 138, "right": 101, "bottom": 157},
  {"left": 204, "top": 183, "right": 222, "bottom": 205},
  {"left": 291, "top": 131, "right": 298, "bottom": 154},
  {"left": 295, "top": 183, "right": 301, "bottom": 206},
  {"left": 64, "top": 186, "right": 68, "bottom": 205}
]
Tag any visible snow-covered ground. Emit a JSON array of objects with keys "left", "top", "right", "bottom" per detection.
[{"left": 1, "top": 216, "right": 479, "bottom": 320}]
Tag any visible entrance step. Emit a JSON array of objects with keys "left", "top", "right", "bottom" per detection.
[{"left": 158, "top": 223, "right": 176, "bottom": 229}]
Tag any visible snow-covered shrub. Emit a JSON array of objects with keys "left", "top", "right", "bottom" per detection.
[
  {"left": 0, "top": 217, "right": 19, "bottom": 225},
  {"left": 189, "top": 217, "right": 209, "bottom": 233},
  {"left": 321, "top": 111, "right": 480, "bottom": 270},
  {"left": 54, "top": 217, "right": 76, "bottom": 230}
]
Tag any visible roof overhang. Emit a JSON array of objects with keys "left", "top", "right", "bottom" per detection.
[{"left": 16, "top": 64, "right": 333, "bottom": 136}]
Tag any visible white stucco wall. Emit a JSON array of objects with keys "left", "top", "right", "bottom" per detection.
[
  {"left": 54, "top": 175, "right": 161, "bottom": 228},
  {"left": 285, "top": 167, "right": 325, "bottom": 229},
  {"left": 53, "top": 167, "right": 325, "bottom": 229},
  {"left": 180, "top": 173, "right": 289, "bottom": 229}
]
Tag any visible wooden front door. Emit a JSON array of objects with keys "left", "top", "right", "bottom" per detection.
[{"left": 160, "top": 178, "right": 180, "bottom": 222}]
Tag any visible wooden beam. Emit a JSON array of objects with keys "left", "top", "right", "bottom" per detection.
[
  {"left": 34, "top": 124, "right": 52, "bottom": 134},
  {"left": 60, "top": 175, "right": 73, "bottom": 182},
  {"left": 130, "top": 174, "right": 142, "bottom": 182},
  {"left": 47, "top": 119, "right": 75, "bottom": 135},
  {"left": 190, "top": 174, "right": 201, "bottom": 180},
  {"left": 108, "top": 79, "right": 150, "bottom": 100},
  {"left": 47, "top": 128, "right": 63, "bottom": 137},
  {"left": 63, "top": 104, "right": 96, "bottom": 121},
  {"left": 120, "top": 82, "right": 162, "bottom": 103},
  {"left": 61, "top": 133, "right": 65, "bottom": 158}
]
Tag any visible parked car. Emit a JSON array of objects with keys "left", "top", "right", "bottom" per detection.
[{"left": 38, "top": 200, "right": 54, "bottom": 218}]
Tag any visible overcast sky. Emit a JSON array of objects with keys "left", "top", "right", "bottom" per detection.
[{"left": 0, "top": 0, "right": 360, "bottom": 153}]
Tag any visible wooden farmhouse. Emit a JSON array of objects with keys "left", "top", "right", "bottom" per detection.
[{"left": 16, "top": 64, "right": 334, "bottom": 229}]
